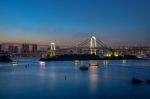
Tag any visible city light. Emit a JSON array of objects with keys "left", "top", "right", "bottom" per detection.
[{"left": 39, "top": 61, "right": 45, "bottom": 66}]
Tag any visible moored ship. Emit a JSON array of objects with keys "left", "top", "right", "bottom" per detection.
[
  {"left": 39, "top": 54, "right": 140, "bottom": 61},
  {"left": 0, "top": 52, "right": 12, "bottom": 62},
  {"left": 40, "top": 54, "right": 100, "bottom": 61}
]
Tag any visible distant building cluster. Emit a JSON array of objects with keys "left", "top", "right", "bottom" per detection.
[
  {"left": 0, "top": 43, "right": 49, "bottom": 57},
  {"left": 0, "top": 42, "right": 150, "bottom": 58},
  {"left": 112, "top": 46, "right": 150, "bottom": 58}
]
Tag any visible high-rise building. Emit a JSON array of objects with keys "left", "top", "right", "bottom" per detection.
[
  {"left": 14, "top": 46, "right": 18, "bottom": 53},
  {"left": 22, "top": 44, "right": 30, "bottom": 56},
  {"left": 8, "top": 46, "right": 18, "bottom": 54},
  {"left": 32, "top": 44, "right": 37, "bottom": 53},
  {"left": 8, "top": 46, "right": 14, "bottom": 53},
  {"left": 0, "top": 44, "right": 1, "bottom": 52}
]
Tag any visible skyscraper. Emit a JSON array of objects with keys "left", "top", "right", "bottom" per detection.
[
  {"left": 14, "top": 46, "right": 18, "bottom": 53},
  {"left": 8, "top": 46, "right": 14, "bottom": 53},
  {"left": 0, "top": 44, "right": 1, "bottom": 52},
  {"left": 22, "top": 44, "right": 30, "bottom": 56},
  {"left": 32, "top": 44, "right": 37, "bottom": 53}
]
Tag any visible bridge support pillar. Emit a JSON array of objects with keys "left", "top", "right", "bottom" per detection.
[
  {"left": 46, "top": 42, "right": 56, "bottom": 57},
  {"left": 90, "top": 36, "right": 97, "bottom": 55}
]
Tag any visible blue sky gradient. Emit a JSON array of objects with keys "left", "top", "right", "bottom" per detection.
[{"left": 0, "top": 0, "right": 150, "bottom": 46}]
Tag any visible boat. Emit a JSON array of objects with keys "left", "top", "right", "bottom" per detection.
[
  {"left": 143, "top": 55, "right": 150, "bottom": 60},
  {"left": 143, "top": 57, "right": 150, "bottom": 60},
  {"left": 79, "top": 65, "right": 89, "bottom": 70},
  {"left": 89, "top": 63, "right": 99, "bottom": 66},
  {"left": 75, "top": 60, "right": 83, "bottom": 64},
  {"left": 40, "top": 54, "right": 100, "bottom": 61},
  {"left": 89, "top": 60, "right": 99, "bottom": 66},
  {"left": 39, "top": 54, "right": 141, "bottom": 61},
  {"left": 0, "top": 52, "right": 12, "bottom": 62},
  {"left": 12, "top": 60, "right": 18, "bottom": 65},
  {"left": 137, "top": 54, "right": 150, "bottom": 60}
]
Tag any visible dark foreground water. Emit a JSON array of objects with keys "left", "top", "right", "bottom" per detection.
[{"left": 0, "top": 58, "right": 150, "bottom": 99}]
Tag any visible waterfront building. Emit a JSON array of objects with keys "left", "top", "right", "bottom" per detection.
[
  {"left": 22, "top": 44, "right": 30, "bottom": 56},
  {"left": 0, "top": 44, "right": 1, "bottom": 52},
  {"left": 32, "top": 44, "right": 37, "bottom": 53}
]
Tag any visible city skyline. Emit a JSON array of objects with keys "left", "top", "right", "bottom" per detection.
[{"left": 0, "top": 0, "right": 150, "bottom": 46}]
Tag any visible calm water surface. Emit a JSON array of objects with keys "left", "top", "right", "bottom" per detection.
[{"left": 0, "top": 57, "right": 150, "bottom": 99}]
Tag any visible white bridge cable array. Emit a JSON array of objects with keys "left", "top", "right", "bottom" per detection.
[
  {"left": 48, "top": 36, "right": 110, "bottom": 56},
  {"left": 76, "top": 36, "right": 108, "bottom": 49}
]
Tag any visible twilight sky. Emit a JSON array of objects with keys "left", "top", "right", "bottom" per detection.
[{"left": 0, "top": 0, "right": 150, "bottom": 46}]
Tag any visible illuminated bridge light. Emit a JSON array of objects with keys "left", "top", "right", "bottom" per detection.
[
  {"left": 46, "top": 42, "right": 56, "bottom": 57},
  {"left": 90, "top": 36, "right": 97, "bottom": 55},
  {"left": 114, "top": 51, "right": 119, "bottom": 57},
  {"left": 104, "top": 52, "right": 112, "bottom": 57}
]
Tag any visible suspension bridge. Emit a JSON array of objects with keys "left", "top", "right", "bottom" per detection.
[
  {"left": 0, "top": 35, "right": 117, "bottom": 57},
  {"left": 47, "top": 35, "right": 113, "bottom": 57}
]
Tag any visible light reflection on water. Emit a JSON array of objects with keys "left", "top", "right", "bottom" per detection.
[
  {"left": 103, "top": 60, "right": 109, "bottom": 65},
  {"left": 89, "top": 66, "right": 98, "bottom": 94},
  {"left": 122, "top": 59, "right": 127, "bottom": 64},
  {"left": 0, "top": 58, "right": 150, "bottom": 99}
]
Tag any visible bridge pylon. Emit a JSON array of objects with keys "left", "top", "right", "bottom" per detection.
[
  {"left": 46, "top": 42, "right": 56, "bottom": 57},
  {"left": 90, "top": 36, "right": 97, "bottom": 55}
]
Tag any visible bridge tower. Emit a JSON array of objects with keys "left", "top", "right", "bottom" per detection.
[
  {"left": 50, "top": 42, "right": 56, "bottom": 57},
  {"left": 48, "top": 42, "right": 56, "bottom": 57},
  {"left": 90, "top": 36, "right": 97, "bottom": 55}
]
